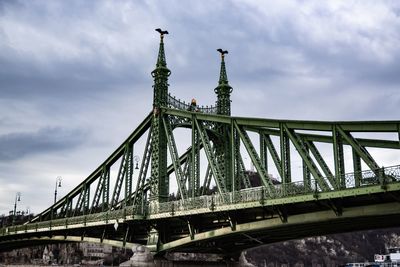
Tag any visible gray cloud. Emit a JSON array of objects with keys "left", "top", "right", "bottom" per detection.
[
  {"left": 0, "top": 127, "right": 87, "bottom": 161},
  {"left": 0, "top": 0, "right": 399, "bottom": 214}
]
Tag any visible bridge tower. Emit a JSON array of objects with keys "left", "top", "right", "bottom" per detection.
[
  {"left": 150, "top": 29, "right": 171, "bottom": 202},
  {"left": 214, "top": 50, "right": 236, "bottom": 192},
  {"left": 215, "top": 49, "right": 232, "bottom": 116}
]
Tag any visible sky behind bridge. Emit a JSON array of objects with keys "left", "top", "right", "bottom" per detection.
[{"left": 0, "top": 1, "right": 399, "bottom": 215}]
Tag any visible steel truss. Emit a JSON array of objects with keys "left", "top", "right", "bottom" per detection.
[{"left": 2, "top": 30, "right": 400, "bottom": 255}]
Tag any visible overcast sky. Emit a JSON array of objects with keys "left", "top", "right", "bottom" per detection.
[{"left": 0, "top": 0, "right": 399, "bottom": 215}]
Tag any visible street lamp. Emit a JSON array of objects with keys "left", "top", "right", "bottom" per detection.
[
  {"left": 54, "top": 176, "right": 62, "bottom": 204},
  {"left": 133, "top": 156, "right": 140, "bottom": 170},
  {"left": 12, "top": 192, "right": 21, "bottom": 224}
]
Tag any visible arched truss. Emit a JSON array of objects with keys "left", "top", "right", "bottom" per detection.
[
  {"left": 1, "top": 106, "right": 399, "bottom": 253},
  {"left": 1, "top": 30, "right": 399, "bottom": 253}
]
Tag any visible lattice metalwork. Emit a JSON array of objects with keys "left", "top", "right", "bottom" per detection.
[{"left": 2, "top": 29, "right": 400, "bottom": 256}]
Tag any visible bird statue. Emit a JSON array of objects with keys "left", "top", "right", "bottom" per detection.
[
  {"left": 155, "top": 28, "right": 169, "bottom": 35},
  {"left": 217, "top": 48, "right": 228, "bottom": 55}
]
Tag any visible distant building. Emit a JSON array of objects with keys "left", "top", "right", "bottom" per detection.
[{"left": 80, "top": 243, "right": 112, "bottom": 259}]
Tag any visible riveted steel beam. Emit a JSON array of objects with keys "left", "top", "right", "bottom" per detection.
[
  {"left": 158, "top": 202, "right": 400, "bottom": 252},
  {"left": 238, "top": 154, "right": 251, "bottom": 189},
  {"left": 132, "top": 128, "right": 152, "bottom": 209},
  {"left": 333, "top": 125, "right": 346, "bottom": 188},
  {"left": 163, "top": 116, "right": 188, "bottom": 200},
  {"left": 191, "top": 116, "right": 201, "bottom": 198},
  {"left": 234, "top": 121, "right": 276, "bottom": 196},
  {"left": 201, "top": 164, "right": 212, "bottom": 195},
  {"left": 262, "top": 134, "right": 282, "bottom": 178},
  {"left": 336, "top": 125, "right": 380, "bottom": 173},
  {"left": 91, "top": 165, "right": 110, "bottom": 213},
  {"left": 306, "top": 141, "right": 336, "bottom": 189},
  {"left": 283, "top": 125, "right": 330, "bottom": 191},
  {"left": 353, "top": 148, "right": 362, "bottom": 187},
  {"left": 164, "top": 108, "right": 400, "bottom": 132},
  {"left": 280, "top": 124, "right": 291, "bottom": 184},
  {"left": 194, "top": 118, "right": 226, "bottom": 194},
  {"left": 31, "top": 112, "right": 152, "bottom": 223},
  {"left": 251, "top": 127, "right": 400, "bottom": 149},
  {"left": 111, "top": 143, "right": 133, "bottom": 208},
  {"left": 260, "top": 133, "right": 268, "bottom": 172}
]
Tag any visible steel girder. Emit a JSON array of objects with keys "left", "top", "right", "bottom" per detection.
[
  {"left": 164, "top": 108, "right": 399, "bottom": 191},
  {"left": 91, "top": 166, "right": 110, "bottom": 213},
  {"left": 163, "top": 116, "right": 187, "bottom": 200},
  {"left": 27, "top": 106, "right": 399, "bottom": 227},
  {"left": 190, "top": 116, "right": 201, "bottom": 197},
  {"left": 30, "top": 112, "right": 153, "bottom": 222},
  {"left": 194, "top": 117, "right": 226, "bottom": 194},
  {"left": 234, "top": 122, "right": 276, "bottom": 196},
  {"left": 5, "top": 31, "right": 400, "bottom": 256}
]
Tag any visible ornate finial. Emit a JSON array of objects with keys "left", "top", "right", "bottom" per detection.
[
  {"left": 215, "top": 48, "right": 232, "bottom": 115},
  {"left": 155, "top": 28, "right": 169, "bottom": 40},
  {"left": 217, "top": 48, "right": 228, "bottom": 59},
  {"left": 153, "top": 28, "right": 170, "bottom": 69},
  {"left": 216, "top": 48, "right": 229, "bottom": 85}
]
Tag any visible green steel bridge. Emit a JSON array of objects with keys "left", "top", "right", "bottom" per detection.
[{"left": 1, "top": 30, "right": 400, "bottom": 256}]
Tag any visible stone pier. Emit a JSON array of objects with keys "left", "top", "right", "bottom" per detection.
[{"left": 119, "top": 245, "right": 255, "bottom": 267}]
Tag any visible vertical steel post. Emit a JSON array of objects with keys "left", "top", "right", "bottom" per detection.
[
  {"left": 214, "top": 49, "right": 233, "bottom": 191},
  {"left": 150, "top": 29, "right": 171, "bottom": 203},
  {"left": 333, "top": 125, "right": 345, "bottom": 188},
  {"left": 353, "top": 148, "right": 362, "bottom": 187}
]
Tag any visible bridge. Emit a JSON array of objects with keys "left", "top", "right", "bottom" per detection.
[{"left": 1, "top": 30, "right": 400, "bottom": 257}]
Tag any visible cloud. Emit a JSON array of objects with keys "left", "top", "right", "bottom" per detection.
[
  {"left": 0, "top": 127, "right": 87, "bottom": 161},
  {"left": 0, "top": 0, "right": 399, "bottom": 214}
]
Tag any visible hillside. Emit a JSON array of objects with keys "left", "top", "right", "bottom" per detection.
[{"left": 246, "top": 227, "right": 400, "bottom": 266}]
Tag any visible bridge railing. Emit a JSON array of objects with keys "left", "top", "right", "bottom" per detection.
[
  {"left": 0, "top": 205, "right": 142, "bottom": 236},
  {"left": 2, "top": 166, "right": 399, "bottom": 236},
  {"left": 149, "top": 165, "right": 400, "bottom": 214},
  {"left": 344, "top": 165, "right": 400, "bottom": 188},
  {"left": 167, "top": 94, "right": 218, "bottom": 114}
]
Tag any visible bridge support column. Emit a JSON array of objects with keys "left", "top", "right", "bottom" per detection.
[{"left": 120, "top": 245, "right": 155, "bottom": 267}]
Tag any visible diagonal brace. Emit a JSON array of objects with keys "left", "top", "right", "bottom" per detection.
[{"left": 234, "top": 122, "right": 276, "bottom": 197}]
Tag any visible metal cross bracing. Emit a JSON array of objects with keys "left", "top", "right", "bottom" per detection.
[{"left": 1, "top": 29, "right": 400, "bottom": 254}]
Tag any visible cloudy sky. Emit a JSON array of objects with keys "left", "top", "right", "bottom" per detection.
[{"left": 0, "top": 0, "right": 399, "bottom": 215}]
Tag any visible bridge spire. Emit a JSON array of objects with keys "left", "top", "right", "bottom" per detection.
[
  {"left": 152, "top": 28, "right": 171, "bottom": 108},
  {"left": 215, "top": 49, "right": 233, "bottom": 116},
  {"left": 150, "top": 28, "right": 170, "bottom": 204}
]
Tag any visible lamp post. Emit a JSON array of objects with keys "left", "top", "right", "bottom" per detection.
[
  {"left": 12, "top": 192, "right": 21, "bottom": 224},
  {"left": 133, "top": 156, "right": 140, "bottom": 170},
  {"left": 54, "top": 176, "right": 62, "bottom": 204}
]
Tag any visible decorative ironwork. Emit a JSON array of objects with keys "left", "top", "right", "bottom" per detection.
[
  {"left": 167, "top": 94, "right": 218, "bottom": 114},
  {"left": 1, "top": 31, "right": 400, "bottom": 256}
]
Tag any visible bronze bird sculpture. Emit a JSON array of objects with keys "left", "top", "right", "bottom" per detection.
[
  {"left": 155, "top": 28, "right": 169, "bottom": 35},
  {"left": 217, "top": 48, "right": 228, "bottom": 55}
]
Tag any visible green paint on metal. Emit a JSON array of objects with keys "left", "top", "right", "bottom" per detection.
[
  {"left": 234, "top": 121, "right": 276, "bottom": 196},
  {"left": 194, "top": 118, "right": 226, "bottom": 194},
  {"left": 262, "top": 133, "right": 282, "bottom": 177},
  {"left": 4, "top": 33, "right": 400, "bottom": 255},
  {"left": 283, "top": 125, "right": 330, "bottom": 191},
  {"left": 158, "top": 202, "right": 400, "bottom": 252},
  {"left": 111, "top": 143, "right": 133, "bottom": 208},
  {"left": 306, "top": 141, "right": 336, "bottom": 189},
  {"left": 191, "top": 116, "right": 200, "bottom": 197},
  {"left": 333, "top": 125, "right": 346, "bottom": 188},
  {"left": 337, "top": 125, "right": 380, "bottom": 173},
  {"left": 215, "top": 50, "right": 232, "bottom": 116},
  {"left": 150, "top": 30, "right": 171, "bottom": 203},
  {"left": 353, "top": 148, "right": 362, "bottom": 187},
  {"left": 280, "top": 124, "right": 291, "bottom": 184},
  {"left": 163, "top": 115, "right": 187, "bottom": 199}
]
